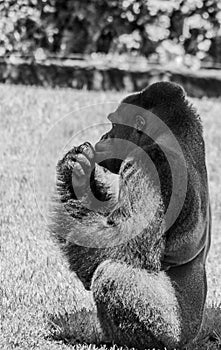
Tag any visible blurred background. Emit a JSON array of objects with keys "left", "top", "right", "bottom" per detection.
[
  {"left": 0, "top": 0, "right": 221, "bottom": 96},
  {"left": 1, "top": 0, "right": 221, "bottom": 66}
]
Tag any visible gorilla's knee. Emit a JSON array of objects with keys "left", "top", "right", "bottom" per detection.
[{"left": 92, "top": 260, "right": 182, "bottom": 349}]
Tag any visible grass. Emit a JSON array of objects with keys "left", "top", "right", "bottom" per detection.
[{"left": 0, "top": 84, "right": 221, "bottom": 350}]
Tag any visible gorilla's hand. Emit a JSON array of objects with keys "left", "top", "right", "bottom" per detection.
[{"left": 58, "top": 142, "right": 95, "bottom": 189}]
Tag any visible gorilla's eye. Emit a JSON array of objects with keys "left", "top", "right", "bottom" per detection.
[{"left": 112, "top": 123, "right": 117, "bottom": 129}]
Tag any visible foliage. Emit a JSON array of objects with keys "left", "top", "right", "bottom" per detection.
[{"left": 0, "top": 0, "right": 221, "bottom": 62}]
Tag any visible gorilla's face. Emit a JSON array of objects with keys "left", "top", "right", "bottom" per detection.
[{"left": 95, "top": 104, "right": 143, "bottom": 173}]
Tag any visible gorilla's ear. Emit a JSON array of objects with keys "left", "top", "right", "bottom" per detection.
[{"left": 135, "top": 115, "right": 145, "bottom": 131}]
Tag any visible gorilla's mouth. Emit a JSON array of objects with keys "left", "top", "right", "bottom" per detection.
[
  {"left": 95, "top": 147, "right": 120, "bottom": 163},
  {"left": 94, "top": 149, "right": 111, "bottom": 161}
]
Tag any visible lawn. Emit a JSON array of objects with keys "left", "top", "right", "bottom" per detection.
[{"left": 1, "top": 84, "right": 221, "bottom": 350}]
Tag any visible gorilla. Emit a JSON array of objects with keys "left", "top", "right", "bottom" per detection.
[{"left": 50, "top": 82, "right": 211, "bottom": 349}]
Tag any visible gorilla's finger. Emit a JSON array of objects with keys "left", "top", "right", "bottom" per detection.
[
  {"left": 78, "top": 142, "right": 95, "bottom": 162},
  {"left": 72, "top": 173, "right": 87, "bottom": 187},
  {"left": 63, "top": 147, "right": 78, "bottom": 161},
  {"left": 75, "top": 153, "right": 92, "bottom": 173},
  {"left": 72, "top": 162, "right": 86, "bottom": 178}
]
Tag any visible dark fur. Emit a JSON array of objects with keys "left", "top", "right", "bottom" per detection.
[{"left": 50, "top": 82, "right": 211, "bottom": 349}]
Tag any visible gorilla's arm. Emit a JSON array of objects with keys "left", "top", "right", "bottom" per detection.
[{"left": 53, "top": 148, "right": 165, "bottom": 260}]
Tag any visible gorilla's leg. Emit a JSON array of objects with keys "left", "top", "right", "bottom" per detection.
[
  {"left": 92, "top": 250, "right": 207, "bottom": 350},
  {"left": 92, "top": 260, "right": 181, "bottom": 350}
]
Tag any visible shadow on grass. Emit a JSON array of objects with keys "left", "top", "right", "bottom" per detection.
[
  {"left": 47, "top": 307, "right": 109, "bottom": 347},
  {"left": 47, "top": 304, "right": 221, "bottom": 349}
]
